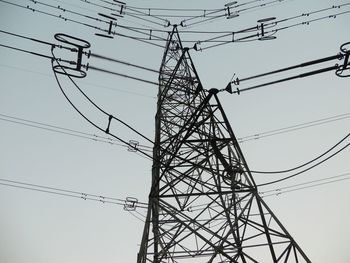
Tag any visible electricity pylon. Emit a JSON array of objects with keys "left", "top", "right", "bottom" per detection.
[{"left": 138, "top": 26, "right": 311, "bottom": 263}]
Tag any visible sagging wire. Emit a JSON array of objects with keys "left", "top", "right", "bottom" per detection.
[
  {"left": 50, "top": 48, "right": 155, "bottom": 160},
  {"left": 256, "top": 139, "right": 350, "bottom": 187},
  {"left": 250, "top": 133, "right": 350, "bottom": 175}
]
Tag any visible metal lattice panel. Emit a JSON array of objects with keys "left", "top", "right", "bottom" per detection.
[{"left": 138, "top": 27, "right": 310, "bottom": 263}]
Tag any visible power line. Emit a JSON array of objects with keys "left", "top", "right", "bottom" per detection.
[
  {"left": 0, "top": 29, "right": 161, "bottom": 85},
  {"left": 237, "top": 112, "right": 350, "bottom": 143},
  {"left": 260, "top": 172, "right": 350, "bottom": 197},
  {"left": 242, "top": 132, "right": 350, "bottom": 175},
  {"left": 2, "top": 110, "right": 348, "bottom": 155},
  {"left": 256, "top": 139, "right": 350, "bottom": 187},
  {"left": 51, "top": 49, "right": 156, "bottom": 146},
  {"left": 88, "top": 65, "right": 159, "bottom": 86},
  {"left": 0, "top": 178, "right": 148, "bottom": 209},
  {"left": 90, "top": 52, "right": 160, "bottom": 74},
  {"left": 182, "top": 0, "right": 287, "bottom": 29},
  {"left": 0, "top": 42, "right": 160, "bottom": 85},
  {"left": 34, "top": 0, "right": 169, "bottom": 40},
  {"left": 0, "top": 0, "right": 165, "bottom": 48},
  {"left": 245, "top": 131, "right": 350, "bottom": 186},
  {"left": 222, "top": 42, "right": 350, "bottom": 94},
  {"left": 4, "top": 0, "right": 348, "bottom": 51},
  {"left": 188, "top": 172, "right": 350, "bottom": 212},
  {"left": 0, "top": 63, "right": 156, "bottom": 99},
  {"left": 260, "top": 172, "right": 350, "bottom": 193},
  {"left": 51, "top": 53, "right": 155, "bottom": 161},
  {"left": 198, "top": 4, "right": 350, "bottom": 50},
  {"left": 0, "top": 114, "right": 152, "bottom": 152}
]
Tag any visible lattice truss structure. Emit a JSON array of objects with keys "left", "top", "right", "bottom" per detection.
[{"left": 138, "top": 27, "right": 311, "bottom": 263}]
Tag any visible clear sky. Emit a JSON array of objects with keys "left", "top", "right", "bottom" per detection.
[{"left": 0, "top": 0, "right": 349, "bottom": 262}]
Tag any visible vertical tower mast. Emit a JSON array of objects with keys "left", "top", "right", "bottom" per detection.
[{"left": 138, "top": 26, "right": 311, "bottom": 263}]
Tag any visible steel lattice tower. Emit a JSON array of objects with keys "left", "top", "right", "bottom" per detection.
[{"left": 138, "top": 26, "right": 311, "bottom": 263}]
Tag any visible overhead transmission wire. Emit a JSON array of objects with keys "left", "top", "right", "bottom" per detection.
[
  {"left": 11, "top": 0, "right": 349, "bottom": 48},
  {"left": 76, "top": 0, "right": 171, "bottom": 27},
  {"left": 188, "top": 172, "right": 350, "bottom": 214},
  {"left": 4, "top": 0, "right": 349, "bottom": 48},
  {"left": 122, "top": 8, "right": 170, "bottom": 28},
  {"left": 0, "top": 42, "right": 160, "bottom": 86},
  {"left": 259, "top": 172, "right": 350, "bottom": 197},
  {"left": 109, "top": 1, "right": 222, "bottom": 12},
  {"left": 7, "top": 63, "right": 348, "bottom": 189},
  {"left": 3, "top": 57, "right": 348, "bottom": 192},
  {"left": 92, "top": 0, "right": 220, "bottom": 23},
  {"left": 1, "top": 31, "right": 203, "bottom": 156},
  {"left": 29, "top": 0, "right": 168, "bottom": 41},
  {"left": 113, "top": 0, "right": 278, "bottom": 19},
  {"left": 0, "top": 29, "right": 158, "bottom": 160},
  {"left": 2, "top": 110, "right": 347, "bottom": 154},
  {"left": 199, "top": 3, "right": 350, "bottom": 50},
  {"left": 0, "top": 63, "right": 155, "bottom": 98},
  {"left": 32, "top": 0, "right": 289, "bottom": 44},
  {"left": 0, "top": 178, "right": 148, "bottom": 209},
  {"left": 0, "top": 29, "right": 161, "bottom": 86},
  {"left": 264, "top": 3, "right": 350, "bottom": 30},
  {"left": 3, "top": 4, "right": 349, "bottom": 187},
  {"left": 182, "top": 0, "right": 288, "bottom": 29},
  {"left": 237, "top": 112, "right": 350, "bottom": 143},
  {"left": 176, "top": 172, "right": 350, "bottom": 213},
  {"left": 0, "top": 113, "right": 152, "bottom": 152},
  {"left": 225, "top": 51, "right": 350, "bottom": 94},
  {"left": 0, "top": 29, "right": 203, "bottom": 89},
  {"left": 116, "top": 2, "right": 350, "bottom": 45},
  {"left": 0, "top": 0, "right": 165, "bottom": 48},
  {"left": 51, "top": 51, "right": 155, "bottom": 161},
  {"left": 28, "top": 0, "right": 108, "bottom": 24},
  {"left": 254, "top": 137, "right": 350, "bottom": 187},
  {"left": 144, "top": 4, "right": 347, "bottom": 47},
  {"left": 0, "top": 29, "right": 72, "bottom": 62},
  {"left": 248, "top": 132, "right": 350, "bottom": 175}
]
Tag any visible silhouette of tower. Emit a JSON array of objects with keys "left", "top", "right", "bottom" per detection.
[{"left": 138, "top": 26, "right": 311, "bottom": 263}]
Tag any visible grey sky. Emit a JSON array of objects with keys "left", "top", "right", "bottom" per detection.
[{"left": 1, "top": 0, "right": 349, "bottom": 262}]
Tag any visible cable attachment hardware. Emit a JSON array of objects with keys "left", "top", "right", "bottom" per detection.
[
  {"left": 112, "top": 0, "right": 126, "bottom": 16},
  {"left": 224, "top": 82, "right": 240, "bottom": 95},
  {"left": 52, "top": 33, "right": 90, "bottom": 78},
  {"left": 164, "top": 20, "right": 171, "bottom": 28},
  {"left": 105, "top": 115, "right": 113, "bottom": 134},
  {"left": 336, "top": 42, "right": 350, "bottom": 77},
  {"left": 225, "top": 2, "right": 239, "bottom": 19},
  {"left": 128, "top": 140, "right": 139, "bottom": 152},
  {"left": 223, "top": 74, "right": 241, "bottom": 94},
  {"left": 193, "top": 42, "right": 202, "bottom": 52},
  {"left": 124, "top": 197, "right": 138, "bottom": 211},
  {"left": 257, "top": 17, "right": 277, "bottom": 41},
  {"left": 95, "top": 13, "right": 117, "bottom": 39}
]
